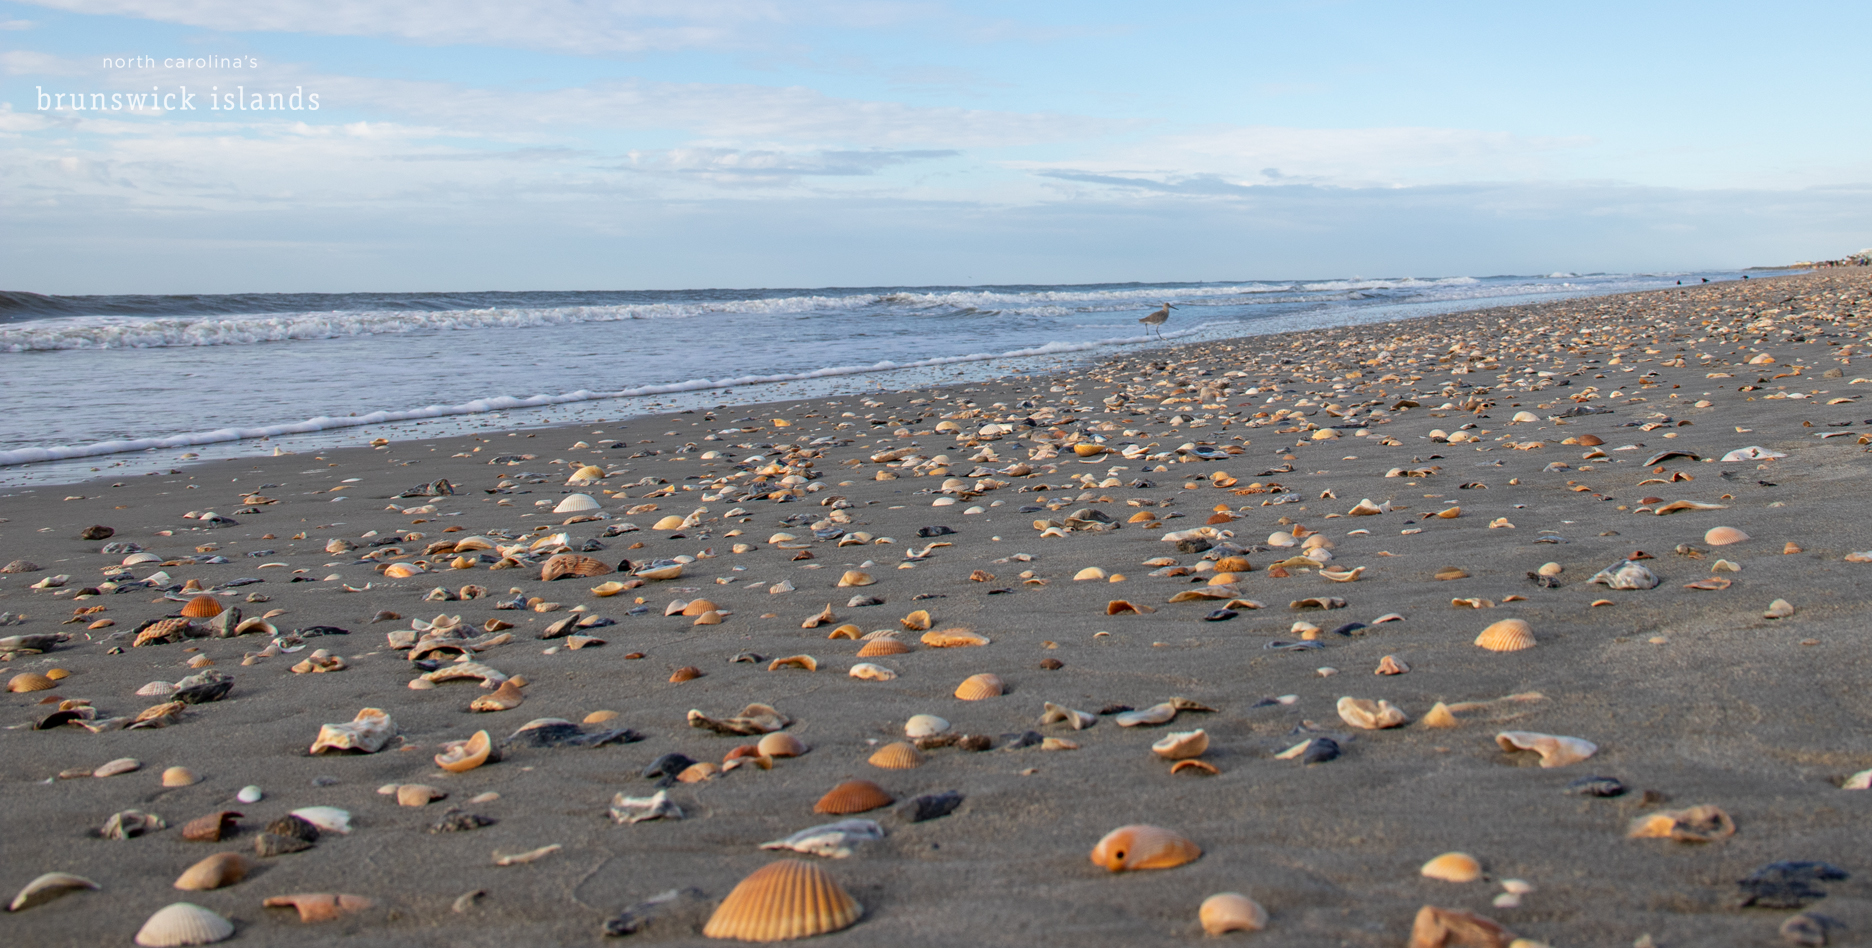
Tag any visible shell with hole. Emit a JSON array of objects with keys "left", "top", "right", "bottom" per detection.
[
  {"left": 1495, "top": 730, "right": 1596, "bottom": 768},
  {"left": 1474, "top": 619, "right": 1535, "bottom": 652},
  {"left": 1420, "top": 852, "right": 1483, "bottom": 883},
  {"left": 1199, "top": 893, "right": 1268, "bottom": 934},
  {"left": 953, "top": 673, "right": 1004, "bottom": 700},
  {"left": 434, "top": 730, "right": 499, "bottom": 773},
  {"left": 1337, "top": 696, "right": 1409, "bottom": 730},
  {"left": 701, "top": 859, "right": 862, "bottom": 942},
  {"left": 813, "top": 779, "right": 893, "bottom": 815},
  {"left": 1150, "top": 729, "right": 1209, "bottom": 760},
  {"left": 1090, "top": 825, "right": 1201, "bottom": 872}
]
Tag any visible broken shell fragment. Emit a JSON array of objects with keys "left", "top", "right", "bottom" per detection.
[
  {"left": 310, "top": 708, "right": 395, "bottom": 754},
  {"left": 435, "top": 730, "right": 500, "bottom": 773},
  {"left": 837, "top": 571, "right": 876, "bottom": 587},
  {"left": 1199, "top": 893, "right": 1268, "bottom": 934},
  {"left": 469, "top": 680, "right": 525, "bottom": 712},
  {"left": 396, "top": 784, "right": 447, "bottom": 807},
  {"left": 1474, "top": 619, "right": 1535, "bottom": 652},
  {"left": 94, "top": 757, "right": 141, "bottom": 778},
  {"left": 899, "top": 609, "right": 932, "bottom": 631},
  {"left": 1764, "top": 599, "right": 1796, "bottom": 619},
  {"left": 813, "top": 779, "right": 893, "bottom": 815},
  {"left": 848, "top": 662, "right": 897, "bottom": 681},
  {"left": 701, "top": 859, "right": 862, "bottom": 941},
  {"left": 954, "top": 673, "right": 1004, "bottom": 700},
  {"left": 767, "top": 655, "right": 819, "bottom": 672},
  {"left": 1150, "top": 729, "right": 1209, "bottom": 760},
  {"left": 1337, "top": 696, "right": 1410, "bottom": 729},
  {"left": 1090, "top": 825, "right": 1201, "bottom": 872},
  {"left": 1375, "top": 655, "right": 1410, "bottom": 675},
  {"left": 921, "top": 627, "right": 989, "bottom": 647},
  {"left": 1408, "top": 906, "right": 1513, "bottom": 948},
  {"left": 1589, "top": 560, "right": 1659, "bottom": 590},
  {"left": 1114, "top": 702, "right": 1178, "bottom": 727},
  {"left": 1627, "top": 804, "right": 1735, "bottom": 841},
  {"left": 135, "top": 903, "right": 234, "bottom": 946},
  {"left": 1040, "top": 702, "right": 1096, "bottom": 730},
  {"left": 173, "top": 852, "right": 249, "bottom": 891},
  {"left": 1421, "top": 852, "right": 1483, "bottom": 883},
  {"left": 180, "top": 811, "right": 241, "bottom": 842},
  {"left": 1422, "top": 703, "right": 1459, "bottom": 728},
  {"left": 8, "top": 872, "right": 100, "bottom": 912},
  {"left": 262, "top": 893, "right": 374, "bottom": 923},
  {"left": 1495, "top": 731, "right": 1596, "bottom": 768}
]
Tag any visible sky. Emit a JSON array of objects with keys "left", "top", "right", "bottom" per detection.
[{"left": 1, "top": 0, "right": 1868, "bottom": 294}]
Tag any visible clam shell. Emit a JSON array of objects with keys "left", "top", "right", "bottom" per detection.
[
  {"left": 904, "top": 714, "right": 950, "bottom": 738},
  {"left": 920, "top": 627, "right": 989, "bottom": 648},
  {"left": 856, "top": 638, "right": 911, "bottom": 657},
  {"left": 396, "top": 784, "right": 446, "bottom": 807},
  {"left": 382, "top": 563, "right": 424, "bottom": 579},
  {"left": 135, "top": 903, "right": 234, "bottom": 946},
  {"left": 1337, "top": 696, "right": 1410, "bottom": 730},
  {"left": 1073, "top": 567, "right": 1108, "bottom": 581},
  {"left": 1705, "top": 526, "right": 1749, "bottom": 546},
  {"left": 1495, "top": 730, "right": 1596, "bottom": 767},
  {"left": 953, "top": 673, "right": 1003, "bottom": 700},
  {"left": 1199, "top": 893, "right": 1268, "bottom": 934},
  {"left": 540, "top": 554, "right": 612, "bottom": 582},
  {"left": 436, "top": 730, "right": 499, "bottom": 773},
  {"left": 8, "top": 672, "right": 56, "bottom": 693},
  {"left": 669, "top": 666, "right": 703, "bottom": 683},
  {"left": 837, "top": 571, "right": 876, "bottom": 587},
  {"left": 1474, "top": 619, "right": 1535, "bottom": 652},
  {"left": 654, "top": 515, "right": 687, "bottom": 530},
  {"left": 848, "top": 662, "right": 897, "bottom": 681},
  {"left": 262, "top": 893, "right": 374, "bottom": 922},
  {"left": 681, "top": 599, "right": 719, "bottom": 616},
  {"left": 179, "top": 596, "right": 223, "bottom": 619},
  {"left": 94, "top": 757, "right": 141, "bottom": 778},
  {"left": 1090, "top": 825, "right": 1201, "bottom": 871},
  {"left": 1421, "top": 852, "right": 1483, "bottom": 882},
  {"left": 867, "top": 742, "right": 923, "bottom": 769},
  {"left": 8, "top": 871, "right": 100, "bottom": 911},
  {"left": 1150, "top": 729, "right": 1208, "bottom": 760},
  {"left": 813, "top": 779, "right": 893, "bottom": 815},
  {"left": 1764, "top": 598, "right": 1796, "bottom": 619},
  {"left": 757, "top": 732, "right": 807, "bottom": 758},
  {"left": 173, "top": 852, "right": 248, "bottom": 891},
  {"left": 701, "top": 859, "right": 862, "bottom": 941},
  {"left": 553, "top": 494, "right": 600, "bottom": 514}
]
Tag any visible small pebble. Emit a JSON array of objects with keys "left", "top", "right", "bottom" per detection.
[{"left": 237, "top": 785, "right": 263, "bottom": 803}]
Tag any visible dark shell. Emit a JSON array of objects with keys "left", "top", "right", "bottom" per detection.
[
  {"left": 1300, "top": 737, "right": 1341, "bottom": 764},
  {"left": 173, "top": 678, "right": 234, "bottom": 705},
  {"left": 429, "top": 811, "right": 498, "bottom": 833},
  {"left": 956, "top": 735, "right": 992, "bottom": 752},
  {"left": 641, "top": 753, "right": 696, "bottom": 780},
  {"left": 264, "top": 815, "right": 321, "bottom": 843},
  {"left": 254, "top": 832, "right": 315, "bottom": 857},
  {"left": 1564, "top": 775, "right": 1627, "bottom": 798},
  {"left": 80, "top": 525, "right": 115, "bottom": 540},
  {"left": 1738, "top": 862, "right": 1850, "bottom": 909},
  {"left": 896, "top": 791, "right": 964, "bottom": 823}
]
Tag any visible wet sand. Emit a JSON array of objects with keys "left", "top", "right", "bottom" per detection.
[{"left": 3, "top": 269, "right": 1871, "bottom": 947}]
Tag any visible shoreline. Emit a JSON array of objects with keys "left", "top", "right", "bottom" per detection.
[{"left": 3, "top": 268, "right": 1870, "bottom": 947}]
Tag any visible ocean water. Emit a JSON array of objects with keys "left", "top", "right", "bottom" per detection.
[{"left": 0, "top": 271, "right": 1774, "bottom": 485}]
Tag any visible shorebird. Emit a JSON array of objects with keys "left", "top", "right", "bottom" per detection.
[{"left": 1139, "top": 303, "right": 1176, "bottom": 338}]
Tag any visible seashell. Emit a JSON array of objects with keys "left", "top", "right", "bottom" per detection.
[
  {"left": 758, "top": 818, "right": 886, "bottom": 858},
  {"left": 904, "top": 714, "right": 950, "bottom": 738},
  {"left": 1150, "top": 729, "right": 1208, "bottom": 760},
  {"left": 677, "top": 598, "right": 719, "bottom": 617},
  {"left": 802, "top": 604, "right": 837, "bottom": 628},
  {"left": 1040, "top": 702, "right": 1096, "bottom": 730},
  {"left": 102, "top": 810, "right": 165, "bottom": 840},
  {"left": 590, "top": 581, "right": 629, "bottom": 597},
  {"left": 554, "top": 493, "right": 600, "bottom": 513},
  {"left": 1763, "top": 598, "right": 1795, "bottom": 619},
  {"left": 900, "top": 609, "right": 932, "bottom": 631},
  {"left": 692, "top": 611, "right": 723, "bottom": 626},
  {"left": 669, "top": 666, "right": 703, "bottom": 683},
  {"left": 8, "top": 672, "right": 56, "bottom": 693},
  {"left": 837, "top": 571, "right": 876, "bottom": 587},
  {"left": 289, "top": 807, "right": 351, "bottom": 835},
  {"left": 824, "top": 622, "right": 861, "bottom": 639},
  {"left": 1589, "top": 559, "right": 1658, "bottom": 590},
  {"left": 1434, "top": 506, "right": 1461, "bottom": 519},
  {"left": 1475, "top": 619, "right": 1535, "bottom": 652},
  {"left": 9, "top": 871, "right": 100, "bottom": 911},
  {"left": 1337, "top": 696, "right": 1410, "bottom": 729},
  {"left": 173, "top": 852, "right": 248, "bottom": 891},
  {"left": 382, "top": 563, "right": 424, "bottom": 579},
  {"left": 0, "top": 559, "right": 40, "bottom": 573},
  {"left": 868, "top": 742, "right": 924, "bottom": 769},
  {"left": 1705, "top": 526, "right": 1749, "bottom": 546},
  {"left": 423, "top": 662, "right": 507, "bottom": 686},
  {"left": 1348, "top": 498, "right": 1385, "bottom": 516},
  {"left": 310, "top": 708, "right": 395, "bottom": 754},
  {"left": 701, "top": 859, "right": 862, "bottom": 941},
  {"left": 1407, "top": 906, "right": 1513, "bottom": 948},
  {"left": 953, "top": 673, "right": 1004, "bottom": 700},
  {"left": 1537, "top": 562, "right": 1563, "bottom": 577},
  {"left": 1434, "top": 567, "right": 1469, "bottom": 581},
  {"left": 180, "top": 811, "right": 240, "bottom": 842},
  {"left": 921, "top": 627, "right": 989, "bottom": 647},
  {"left": 1106, "top": 600, "right": 1155, "bottom": 615},
  {"left": 135, "top": 902, "right": 234, "bottom": 946},
  {"left": 1073, "top": 566, "right": 1108, "bottom": 581},
  {"left": 758, "top": 732, "right": 808, "bottom": 758},
  {"left": 541, "top": 554, "right": 612, "bottom": 581},
  {"left": 813, "top": 779, "right": 893, "bottom": 815},
  {"left": 1627, "top": 804, "right": 1735, "bottom": 841},
  {"left": 1199, "top": 893, "right": 1268, "bottom": 934},
  {"left": 654, "top": 516, "right": 687, "bottom": 530},
  {"left": 1421, "top": 852, "right": 1483, "bottom": 883},
  {"left": 179, "top": 596, "right": 223, "bottom": 619},
  {"left": 1422, "top": 702, "right": 1459, "bottom": 728},
  {"left": 848, "top": 662, "right": 897, "bottom": 681},
  {"left": 1170, "top": 759, "right": 1218, "bottom": 775},
  {"left": 1114, "top": 702, "right": 1177, "bottom": 727},
  {"left": 1375, "top": 655, "right": 1410, "bottom": 675},
  {"left": 1090, "top": 825, "right": 1201, "bottom": 871},
  {"left": 768, "top": 655, "right": 818, "bottom": 672},
  {"left": 857, "top": 638, "right": 911, "bottom": 657},
  {"left": 434, "top": 729, "right": 499, "bottom": 773},
  {"left": 262, "top": 893, "right": 374, "bottom": 922},
  {"left": 396, "top": 783, "right": 448, "bottom": 808},
  {"left": 1495, "top": 731, "right": 1596, "bottom": 768},
  {"left": 94, "top": 757, "right": 141, "bottom": 777}
]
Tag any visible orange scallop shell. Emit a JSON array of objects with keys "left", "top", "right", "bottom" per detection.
[
  {"left": 812, "top": 779, "right": 893, "bottom": 815},
  {"left": 757, "top": 732, "right": 807, "bottom": 758},
  {"left": 540, "top": 554, "right": 612, "bottom": 582},
  {"left": 953, "top": 673, "right": 1003, "bottom": 700},
  {"left": 867, "top": 741, "right": 923, "bottom": 770},
  {"left": 1474, "top": 619, "right": 1535, "bottom": 652},
  {"left": 681, "top": 599, "right": 719, "bottom": 616},
  {"left": 1090, "top": 825, "right": 1201, "bottom": 871},
  {"left": 899, "top": 609, "right": 933, "bottom": 631},
  {"left": 701, "top": 859, "right": 862, "bottom": 941},
  {"left": 179, "top": 595, "right": 223, "bottom": 619},
  {"left": 7, "top": 672, "right": 56, "bottom": 693},
  {"left": 856, "top": 638, "right": 911, "bottom": 657},
  {"left": 921, "top": 628, "right": 989, "bottom": 648}
]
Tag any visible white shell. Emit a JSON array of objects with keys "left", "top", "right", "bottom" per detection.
[
  {"left": 289, "top": 806, "right": 352, "bottom": 834},
  {"left": 903, "top": 714, "right": 950, "bottom": 738},
  {"left": 553, "top": 493, "right": 601, "bottom": 513},
  {"left": 137, "top": 681, "right": 179, "bottom": 697},
  {"left": 9, "top": 872, "right": 100, "bottom": 911},
  {"left": 848, "top": 662, "right": 897, "bottom": 681},
  {"left": 134, "top": 902, "right": 233, "bottom": 946},
  {"left": 235, "top": 785, "right": 263, "bottom": 803}
]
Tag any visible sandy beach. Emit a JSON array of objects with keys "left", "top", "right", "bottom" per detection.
[{"left": 4, "top": 269, "right": 1871, "bottom": 947}]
